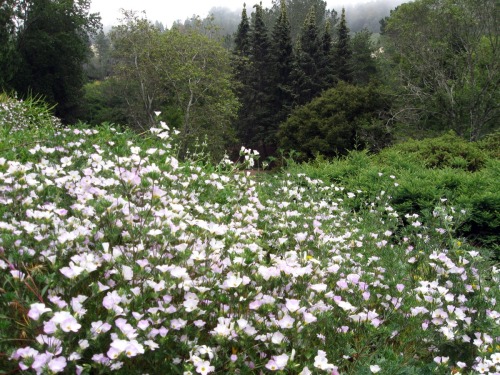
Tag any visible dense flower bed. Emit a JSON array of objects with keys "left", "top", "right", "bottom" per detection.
[{"left": 0, "top": 110, "right": 499, "bottom": 374}]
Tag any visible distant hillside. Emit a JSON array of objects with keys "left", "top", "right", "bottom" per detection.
[
  {"left": 341, "top": 0, "right": 410, "bottom": 32},
  {"left": 197, "top": 0, "right": 410, "bottom": 39}
]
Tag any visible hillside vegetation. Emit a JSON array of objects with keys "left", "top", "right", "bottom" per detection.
[{"left": 0, "top": 97, "right": 499, "bottom": 374}]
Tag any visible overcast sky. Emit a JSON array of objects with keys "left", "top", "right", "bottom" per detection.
[{"left": 89, "top": 0, "right": 370, "bottom": 28}]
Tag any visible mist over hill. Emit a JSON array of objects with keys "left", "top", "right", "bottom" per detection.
[{"left": 191, "top": 0, "right": 409, "bottom": 38}]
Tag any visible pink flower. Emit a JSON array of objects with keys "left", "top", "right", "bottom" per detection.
[
  {"left": 28, "top": 303, "right": 51, "bottom": 321},
  {"left": 48, "top": 356, "right": 67, "bottom": 373}
]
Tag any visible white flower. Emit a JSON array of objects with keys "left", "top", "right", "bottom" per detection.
[{"left": 370, "top": 365, "right": 381, "bottom": 373}]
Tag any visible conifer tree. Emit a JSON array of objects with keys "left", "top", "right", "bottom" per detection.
[
  {"left": 270, "top": 0, "right": 294, "bottom": 137},
  {"left": 235, "top": 2, "right": 274, "bottom": 152},
  {"left": 291, "top": 6, "right": 323, "bottom": 105},
  {"left": 233, "top": 4, "right": 253, "bottom": 146},
  {"left": 319, "top": 20, "right": 336, "bottom": 89},
  {"left": 335, "top": 8, "right": 352, "bottom": 83},
  {"left": 234, "top": 3, "right": 251, "bottom": 58},
  {"left": 248, "top": 3, "right": 274, "bottom": 151},
  {"left": 350, "top": 28, "right": 377, "bottom": 85}
]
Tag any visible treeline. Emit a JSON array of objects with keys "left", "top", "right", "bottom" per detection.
[{"left": 0, "top": 0, "right": 498, "bottom": 161}]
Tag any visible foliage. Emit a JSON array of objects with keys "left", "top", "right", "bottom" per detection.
[
  {"left": 235, "top": 3, "right": 275, "bottom": 153},
  {"left": 270, "top": 0, "right": 295, "bottom": 134},
  {"left": 110, "top": 12, "right": 239, "bottom": 160},
  {"left": 382, "top": 0, "right": 499, "bottom": 140},
  {"left": 350, "top": 28, "right": 378, "bottom": 85},
  {"left": 5, "top": 0, "right": 100, "bottom": 124},
  {"left": 291, "top": 6, "right": 324, "bottom": 106},
  {"left": 335, "top": 8, "right": 353, "bottom": 83},
  {"left": 268, "top": 0, "right": 337, "bottom": 43},
  {"left": 387, "top": 131, "right": 492, "bottom": 172},
  {"left": 79, "top": 80, "right": 129, "bottom": 126},
  {"left": 279, "top": 82, "right": 391, "bottom": 159},
  {"left": 285, "top": 132, "right": 500, "bottom": 257}
]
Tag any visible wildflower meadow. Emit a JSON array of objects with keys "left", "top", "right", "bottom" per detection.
[{"left": 1, "top": 97, "right": 499, "bottom": 374}]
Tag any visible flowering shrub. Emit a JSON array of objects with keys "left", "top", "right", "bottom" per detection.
[{"left": 1, "top": 101, "right": 499, "bottom": 374}]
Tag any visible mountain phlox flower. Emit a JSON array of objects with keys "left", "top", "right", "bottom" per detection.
[
  {"left": 222, "top": 273, "right": 243, "bottom": 289},
  {"left": 370, "top": 365, "right": 381, "bottom": 373},
  {"left": 314, "top": 350, "right": 336, "bottom": 371},
  {"left": 28, "top": 303, "right": 51, "bottom": 320},
  {"left": 277, "top": 314, "right": 295, "bottom": 329},
  {"left": 265, "top": 353, "right": 289, "bottom": 371},
  {"left": 170, "top": 318, "right": 187, "bottom": 330},
  {"left": 210, "top": 317, "right": 233, "bottom": 337},
  {"left": 271, "top": 331, "right": 285, "bottom": 344},
  {"left": 36, "top": 335, "right": 62, "bottom": 355},
  {"left": 11, "top": 346, "right": 39, "bottom": 370},
  {"left": 196, "top": 360, "right": 215, "bottom": 375},
  {"left": 60, "top": 262, "right": 84, "bottom": 279},
  {"left": 286, "top": 298, "right": 301, "bottom": 313},
  {"left": 102, "top": 290, "right": 123, "bottom": 314},
  {"left": 49, "top": 311, "right": 81, "bottom": 332},
  {"left": 107, "top": 339, "right": 144, "bottom": 359},
  {"left": 115, "top": 318, "right": 138, "bottom": 339},
  {"left": 47, "top": 356, "right": 67, "bottom": 373},
  {"left": 91, "top": 321, "right": 112, "bottom": 336}
]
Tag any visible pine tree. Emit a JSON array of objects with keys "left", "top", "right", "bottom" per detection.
[
  {"left": 292, "top": 6, "right": 323, "bottom": 105},
  {"left": 247, "top": 3, "right": 274, "bottom": 151},
  {"left": 233, "top": 4, "right": 253, "bottom": 148},
  {"left": 270, "top": 0, "right": 294, "bottom": 137},
  {"left": 335, "top": 8, "right": 352, "bottom": 83},
  {"left": 234, "top": 3, "right": 251, "bottom": 58},
  {"left": 319, "top": 20, "right": 336, "bottom": 89},
  {"left": 350, "top": 28, "right": 377, "bottom": 85}
]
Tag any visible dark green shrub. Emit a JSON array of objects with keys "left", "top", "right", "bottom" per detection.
[
  {"left": 386, "top": 131, "right": 490, "bottom": 171},
  {"left": 278, "top": 82, "right": 391, "bottom": 160}
]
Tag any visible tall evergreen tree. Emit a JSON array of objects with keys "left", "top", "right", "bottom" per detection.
[
  {"left": 270, "top": 0, "right": 336, "bottom": 43},
  {"left": 350, "top": 28, "right": 377, "bottom": 85},
  {"left": 335, "top": 8, "right": 352, "bottom": 83},
  {"left": 233, "top": 4, "right": 254, "bottom": 147},
  {"left": 319, "top": 20, "right": 336, "bottom": 89},
  {"left": 234, "top": 3, "right": 251, "bottom": 57},
  {"left": 248, "top": 3, "right": 274, "bottom": 151},
  {"left": 292, "top": 6, "right": 323, "bottom": 105},
  {"left": 270, "top": 0, "right": 294, "bottom": 137}
]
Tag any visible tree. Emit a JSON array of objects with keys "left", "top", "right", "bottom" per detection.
[
  {"left": 278, "top": 82, "right": 391, "bottom": 160},
  {"left": 292, "top": 6, "right": 323, "bottom": 105},
  {"left": 110, "top": 12, "right": 164, "bottom": 129},
  {"left": 269, "top": 0, "right": 337, "bottom": 42},
  {"left": 335, "top": 8, "right": 352, "bottom": 83},
  {"left": 85, "top": 30, "right": 113, "bottom": 81},
  {"left": 11, "top": 0, "right": 100, "bottom": 123},
  {"left": 350, "top": 28, "right": 377, "bottom": 85},
  {"left": 0, "top": 0, "right": 19, "bottom": 90},
  {"left": 269, "top": 0, "right": 294, "bottom": 134},
  {"left": 238, "top": 3, "right": 275, "bottom": 152},
  {"left": 232, "top": 4, "right": 254, "bottom": 147},
  {"left": 234, "top": 4, "right": 251, "bottom": 57},
  {"left": 319, "top": 20, "right": 336, "bottom": 89},
  {"left": 111, "top": 12, "right": 239, "bottom": 159},
  {"left": 383, "top": 0, "right": 499, "bottom": 140}
]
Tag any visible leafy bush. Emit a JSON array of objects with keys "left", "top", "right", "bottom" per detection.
[
  {"left": 285, "top": 138, "right": 499, "bottom": 258},
  {"left": 278, "top": 82, "right": 391, "bottom": 160},
  {"left": 386, "top": 131, "right": 492, "bottom": 172}
]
